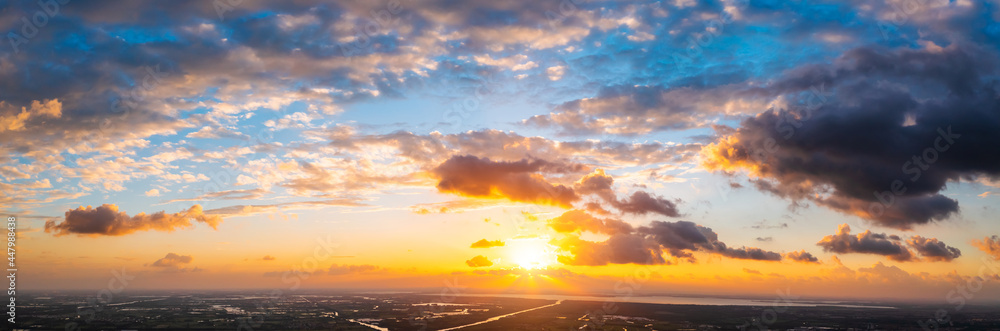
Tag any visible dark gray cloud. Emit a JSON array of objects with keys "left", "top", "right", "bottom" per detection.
[
  {"left": 639, "top": 220, "right": 717, "bottom": 253},
  {"left": 816, "top": 224, "right": 914, "bottom": 262},
  {"left": 554, "top": 219, "right": 786, "bottom": 266},
  {"left": 785, "top": 250, "right": 820, "bottom": 264},
  {"left": 710, "top": 244, "right": 783, "bottom": 261},
  {"left": 573, "top": 169, "right": 615, "bottom": 201},
  {"left": 612, "top": 191, "right": 681, "bottom": 218},
  {"left": 817, "top": 224, "right": 962, "bottom": 262},
  {"left": 554, "top": 233, "right": 666, "bottom": 266},
  {"left": 45, "top": 204, "right": 221, "bottom": 236},
  {"left": 704, "top": 44, "right": 1000, "bottom": 230},
  {"left": 571, "top": 169, "right": 682, "bottom": 217},
  {"left": 906, "top": 236, "right": 961, "bottom": 262},
  {"left": 642, "top": 222, "right": 784, "bottom": 262}
]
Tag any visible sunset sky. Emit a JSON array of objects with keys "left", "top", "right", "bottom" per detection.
[{"left": 3, "top": 0, "right": 1000, "bottom": 302}]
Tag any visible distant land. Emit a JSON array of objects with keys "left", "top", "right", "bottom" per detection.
[{"left": 18, "top": 290, "right": 1000, "bottom": 330}]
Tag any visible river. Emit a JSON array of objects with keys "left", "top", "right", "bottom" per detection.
[
  {"left": 349, "top": 319, "right": 390, "bottom": 331},
  {"left": 437, "top": 300, "right": 564, "bottom": 331}
]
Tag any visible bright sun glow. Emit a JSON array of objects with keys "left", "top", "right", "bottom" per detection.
[{"left": 507, "top": 237, "right": 555, "bottom": 270}]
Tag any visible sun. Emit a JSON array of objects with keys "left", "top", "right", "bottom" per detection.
[{"left": 507, "top": 237, "right": 556, "bottom": 270}]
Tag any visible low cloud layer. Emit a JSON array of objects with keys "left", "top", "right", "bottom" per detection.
[
  {"left": 470, "top": 239, "right": 505, "bottom": 248},
  {"left": 465, "top": 255, "right": 493, "bottom": 267},
  {"left": 152, "top": 253, "right": 194, "bottom": 268},
  {"left": 551, "top": 212, "right": 793, "bottom": 266},
  {"left": 45, "top": 204, "right": 222, "bottom": 236},
  {"left": 149, "top": 252, "right": 201, "bottom": 272},
  {"left": 554, "top": 233, "right": 665, "bottom": 266},
  {"left": 817, "top": 224, "right": 960, "bottom": 262},
  {"left": 642, "top": 220, "right": 783, "bottom": 262},
  {"left": 907, "top": 236, "right": 962, "bottom": 262},
  {"left": 785, "top": 250, "right": 820, "bottom": 264}
]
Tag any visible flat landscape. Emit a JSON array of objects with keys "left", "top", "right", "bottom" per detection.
[{"left": 17, "top": 291, "right": 1000, "bottom": 330}]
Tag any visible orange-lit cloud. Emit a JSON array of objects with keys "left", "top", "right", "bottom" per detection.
[
  {"left": 409, "top": 199, "right": 507, "bottom": 214},
  {"left": 550, "top": 211, "right": 786, "bottom": 266},
  {"left": 546, "top": 209, "right": 633, "bottom": 235},
  {"left": 152, "top": 253, "right": 194, "bottom": 267},
  {"left": 0, "top": 99, "right": 62, "bottom": 133},
  {"left": 433, "top": 155, "right": 581, "bottom": 207},
  {"left": 45, "top": 204, "right": 221, "bottom": 236},
  {"left": 574, "top": 169, "right": 615, "bottom": 201},
  {"left": 149, "top": 253, "right": 202, "bottom": 273},
  {"left": 573, "top": 169, "right": 681, "bottom": 217},
  {"left": 554, "top": 233, "right": 665, "bottom": 266},
  {"left": 465, "top": 255, "right": 494, "bottom": 267},
  {"left": 470, "top": 239, "right": 505, "bottom": 248},
  {"left": 972, "top": 235, "right": 1000, "bottom": 260},
  {"left": 785, "top": 250, "right": 821, "bottom": 264}
]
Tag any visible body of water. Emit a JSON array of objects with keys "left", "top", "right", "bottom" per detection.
[{"left": 438, "top": 293, "right": 895, "bottom": 309}]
